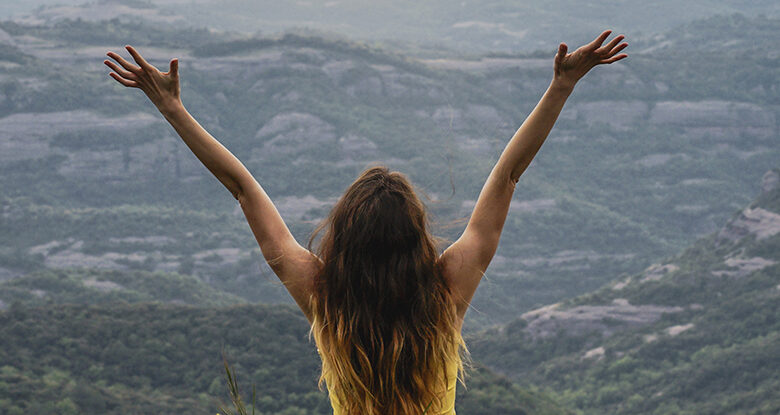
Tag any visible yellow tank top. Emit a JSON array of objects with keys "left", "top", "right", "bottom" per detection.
[{"left": 320, "top": 347, "right": 459, "bottom": 415}]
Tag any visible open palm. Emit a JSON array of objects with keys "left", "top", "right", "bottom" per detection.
[
  {"left": 553, "top": 30, "right": 628, "bottom": 89},
  {"left": 104, "top": 46, "right": 181, "bottom": 113}
]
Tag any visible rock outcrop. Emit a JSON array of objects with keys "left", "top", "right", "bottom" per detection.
[
  {"left": 252, "top": 112, "right": 338, "bottom": 160},
  {"left": 761, "top": 169, "right": 780, "bottom": 194},
  {"left": 715, "top": 206, "right": 780, "bottom": 246},
  {"left": 520, "top": 299, "right": 685, "bottom": 340}
]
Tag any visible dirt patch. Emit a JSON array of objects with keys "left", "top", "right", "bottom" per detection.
[
  {"left": 641, "top": 263, "right": 679, "bottom": 282},
  {"left": 665, "top": 323, "right": 694, "bottom": 336},
  {"left": 582, "top": 346, "right": 605, "bottom": 360},
  {"left": 83, "top": 278, "right": 124, "bottom": 292}
]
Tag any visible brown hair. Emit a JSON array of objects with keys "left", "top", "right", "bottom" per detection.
[{"left": 307, "top": 165, "right": 470, "bottom": 414}]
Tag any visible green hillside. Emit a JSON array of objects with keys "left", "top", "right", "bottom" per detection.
[
  {"left": 0, "top": 268, "right": 245, "bottom": 308},
  {"left": 470, "top": 168, "right": 780, "bottom": 414},
  {"left": 0, "top": 303, "right": 571, "bottom": 414}
]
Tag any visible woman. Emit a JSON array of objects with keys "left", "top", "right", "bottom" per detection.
[{"left": 104, "top": 30, "right": 627, "bottom": 415}]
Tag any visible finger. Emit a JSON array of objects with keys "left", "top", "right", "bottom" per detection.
[
  {"left": 555, "top": 43, "right": 568, "bottom": 62},
  {"left": 606, "top": 42, "right": 628, "bottom": 58},
  {"left": 107, "top": 51, "right": 141, "bottom": 74},
  {"left": 588, "top": 30, "right": 612, "bottom": 50},
  {"left": 109, "top": 72, "right": 139, "bottom": 87},
  {"left": 125, "top": 45, "right": 154, "bottom": 70},
  {"left": 104, "top": 59, "right": 136, "bottom": 79},
  {"left": 598, "top": 34, "right": 624, "bottom": 54},
  {"left": 599, "top": 53, "right": 628, "bottom": 64}
]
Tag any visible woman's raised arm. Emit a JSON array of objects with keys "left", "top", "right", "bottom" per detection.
[
  {"left": 438, "top": 31, "right": 628, "bottom": 316},
  {"left": 104, "top": 46, "right": 319, "bottom": 321}
]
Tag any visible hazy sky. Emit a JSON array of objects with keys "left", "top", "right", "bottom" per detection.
[{"left": 3, "top": 0, "right": 778, "bottom": 54}]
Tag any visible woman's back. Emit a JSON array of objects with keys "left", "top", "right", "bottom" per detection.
[{"left": 320, "top": 341, "right": 460, "bottom": 415}]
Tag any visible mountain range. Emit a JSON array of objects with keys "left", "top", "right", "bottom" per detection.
[{"left": 1, "top": 6, "right": 777, "bottom": 328}]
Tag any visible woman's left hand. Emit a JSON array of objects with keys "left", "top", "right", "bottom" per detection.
[{"left": 105, "top": 45, "right": 181, "bottom": 114}]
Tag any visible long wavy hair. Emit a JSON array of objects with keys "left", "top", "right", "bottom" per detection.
[{"left": 307, "top": 165, "right": 470, "bottom": 414}]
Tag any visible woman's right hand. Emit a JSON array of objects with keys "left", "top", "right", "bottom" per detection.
[
  {"left": 552, "top": 30, "right": 628, "bottom": 90},
  {"left": 104, "top": 45, "right": 182, "bottom": 115}
]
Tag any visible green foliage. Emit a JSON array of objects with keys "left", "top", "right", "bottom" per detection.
[
  {"left": 219, "top": 357, "right": 257, "bottom": 415},
  {"left": 0, "top": 303, "right": 570, "bottom": 414},
  {"left": 457, "top": 366, "right": 574, "bottom": 415}
]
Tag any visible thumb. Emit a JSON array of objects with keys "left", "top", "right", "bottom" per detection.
[
  {"left": 169, "top": 58, "right": 178, "bottom": 77},
  {"left": 556, "top": 43, "right": 567, "bottom": 61}
]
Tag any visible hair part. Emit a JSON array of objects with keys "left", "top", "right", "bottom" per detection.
[{"left": 307, "top": 165, "right": 471, "bottom": 414}]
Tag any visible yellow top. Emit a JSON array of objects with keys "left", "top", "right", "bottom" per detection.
[{"left": 321, "top": 348, "right": 458, "bottom": 415}]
